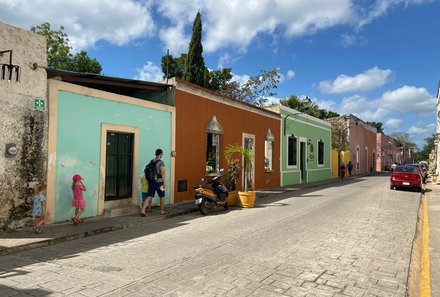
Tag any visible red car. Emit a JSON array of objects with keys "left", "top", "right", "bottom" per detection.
[{"left": 390, "top": 165, "right": 423, "bottom": 192}]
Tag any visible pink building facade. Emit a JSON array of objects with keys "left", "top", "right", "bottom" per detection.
[
  {"left": 346, "top": 115, "right": 377, "bottom": 175},
  {"left": 376, "top": 133, "right": 396, "bottom": 171}
]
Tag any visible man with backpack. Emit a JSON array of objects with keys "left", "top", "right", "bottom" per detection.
[{"left": 140, "top": 149, "right": 168, "bottom": 216}]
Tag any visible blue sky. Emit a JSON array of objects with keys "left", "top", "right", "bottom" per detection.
[{"left": 1, "top": 0, "right": 438, "bottom": 148}]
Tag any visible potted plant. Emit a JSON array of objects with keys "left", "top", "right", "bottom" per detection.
[
  {"left": 225, "top": 145, "right": 256, "bottom": 208},
  {"left": 224, "top": 156, "right": 240, "bottom": 207}
]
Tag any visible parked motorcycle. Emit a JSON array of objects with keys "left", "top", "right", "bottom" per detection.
[{"left": 194, "top": 169, "right": 229, "bottom": 215}]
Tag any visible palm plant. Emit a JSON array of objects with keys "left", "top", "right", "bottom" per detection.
[{"left": 225, "top": 145, "right": 253, "bottom": 192}]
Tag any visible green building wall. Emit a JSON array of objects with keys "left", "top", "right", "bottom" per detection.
[
  {"left": 271, "top": 106, "right": 332, "bottom": 186},
  {"left": 51, "top": 85, "right": 173, "bottom": 222}
]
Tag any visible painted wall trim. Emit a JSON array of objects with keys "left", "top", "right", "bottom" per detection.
[
  {"left": 99, "top": 124, "right": 139, "bottom": 215},
  {"left": 49, "top": 79, "right": 175, "bottom": 113},
  {"left": 175, "top": 81, "right": 280, "bottom": 120}
]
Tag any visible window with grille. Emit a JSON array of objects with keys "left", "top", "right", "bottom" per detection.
[
  {"left": 288, "top": 136, "right": 297, "bottom": 166},
  {"left": 105, "top": 132, "right": 134, "bottom": 200},
  {"left": 318, "top": 140, "right": 324, "bottom": 165}
]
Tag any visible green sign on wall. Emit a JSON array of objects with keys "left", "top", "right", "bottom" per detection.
[{"left": 34, "top": 98, "right": 45, "bottom": 111}]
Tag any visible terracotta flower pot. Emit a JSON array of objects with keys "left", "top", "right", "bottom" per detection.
[{"left": 238, "top": 191, "right": 256, "bottom": 208}]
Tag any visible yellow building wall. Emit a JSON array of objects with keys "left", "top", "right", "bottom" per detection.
[{"left": 331, "top": 149, "right": 351, "bottom": 178}]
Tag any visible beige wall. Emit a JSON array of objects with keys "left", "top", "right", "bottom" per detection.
[{"left": 0, "top": 22, "right": 47, "bottom": 229}]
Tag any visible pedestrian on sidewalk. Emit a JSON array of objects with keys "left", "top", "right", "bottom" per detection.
[
  {"left": 140, "top": 149, "right": 169, "bottom": 216},
  {"left": 347, "top": 161, "right": 353, "bottom": 177},
  {"left": 340, "top": 163, "right": 346, "bottom": 179},
  {"left": 140, "top": 173, "right": 152, "bottom": 211},
  {"left": 71, "top": 174, "right": 86, "bottom": 225},
  {"left": 32, "top": 184, "right": 47, "bottom": 233}
]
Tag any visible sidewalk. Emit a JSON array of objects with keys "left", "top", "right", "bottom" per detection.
[
  {"left": 427, "top": 180, "right": 440, "bottom": 297},
  {"left": 0, "top": 175, "right": 365, "bottom": 256}
]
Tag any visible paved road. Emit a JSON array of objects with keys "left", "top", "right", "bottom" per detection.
[{"left": 0, "top": 175, "right": 420, "bottom": 296}]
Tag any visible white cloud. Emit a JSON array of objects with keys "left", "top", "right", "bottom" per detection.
[
  {"left": 408, "top": 125, "right": 427, "bottom": 134},
  {"left": 340, "top": 33, "right": 367, "bottom": 47},
  {"left": 0, "top": 0, "right": 434, "bottom": 55},
  {"left": 231, "top": 73, "right": 250, "bottom": 86},
  {"left": 134, "top": 61, "right": 163, "bottom": 82},
  {"left": 339, "top": 95, "right": 374, "bottom": 113},
  {"left": 384, "top": 118, "right": 403, "bottom": 130},
  {"left": 171, "top": 0, "right": 355, "bottom": 53},
  {"left": 286, "top": 70, "right": 296, "bottom": 80},
  {"left": 0, "top": 0, "right": 155, "bottom": 51},
  {"left": 355, "top": 0, "right": 434, "bottom": 28},
  {"left": 319, "top": 67, "right": 393, "bottom": 94},
  {"left": 158, "top": 24, "right": 190, "bottom": 56},
  {"left": 279, "top": 69, "right": 296, "bottom": 83},
  {"left": 380, "top": 85, "right": 436, "bottom": 114},
  {"left": 310, "top": 98, "right": 337, "bottom": 112}
]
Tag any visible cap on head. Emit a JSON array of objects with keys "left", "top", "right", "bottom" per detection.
[
  {"left": 155, "top": 149, "right": 163, "bottom": 156},
  {"left": 73, "top": 174, "right": 83, "bottom": 182}
]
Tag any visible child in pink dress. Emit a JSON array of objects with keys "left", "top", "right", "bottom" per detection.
[{"left": 71, "top": 174, "right": 86, "bottom": 225}]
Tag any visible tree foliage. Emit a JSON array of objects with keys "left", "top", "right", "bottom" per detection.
[
  {"left": 329, "top": 118, "right": 349, "bottom": 152},
  {"left": 161, "top": 53, "right": 187, "bottom": 79},
  {"left": 414, "top": 134, "right": 435, "bottom": 162},
  {"left": 183, "top": 11, "right": 207, "bottom": 86},
  {"left": 69, "top": 50, "right": 102, "bottom": 74},
  {"left": 390, "top": 132, "right": 417, "bottom": 151},
  {"left": 31, "top": 22, "right": 102, "bottom": 74},
  {"left": 280, "top": 96, "right": 340, "bottom": 119},
  {"left": 367, "top": 121, "right": 384, "bottom": 133},
  {"left": 205, "top": 68, "right": 234, "bottom": 92}
]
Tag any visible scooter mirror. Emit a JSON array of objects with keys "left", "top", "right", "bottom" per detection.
[{"left": 219, "top": 168, "right": 225, "bottom": 173}]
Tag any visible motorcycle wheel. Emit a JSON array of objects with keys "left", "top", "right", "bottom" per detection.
[{"left": 199, "top": 200, "right": 210, "bottom": 215}]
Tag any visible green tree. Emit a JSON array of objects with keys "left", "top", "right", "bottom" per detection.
[
  {"left": 414, "top": 134, "right": 435, "bottom": 162},
  {"left": 31, "top": 22, "right": 102, "bottom": 74},
  {"left": 183, "top": 11, "right": 207, "bottom": 86},
  {"left": 31, "top": 22, "right": 71, "bottom": 69},
  {"left": 69, "top": 50, "right": 102, "bottom": 74},
  {"left": 329, "top": 118, "right": 350, "bottom": 178},
  {"left": 161, "top": 53, "right": 187, "bottom": 79},
  {"left": 280, "top": 96, "right": 340, "bottom": 119},
  {"left": 367, "top": 121, "right": 384, "bottom": 133},
  {"left": 206, "top": 68, "right": 233, "bottom": 92}
]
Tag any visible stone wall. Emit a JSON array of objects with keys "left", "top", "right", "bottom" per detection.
[{"left": 0, "top": 22, "right": 47, "bottom": 229}]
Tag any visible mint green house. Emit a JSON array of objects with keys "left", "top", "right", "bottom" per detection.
[
  {"left": 46, "top": 71, "right": 175, "bottom": 223},
  {"left": 269, "top": 105, "right": 332, "bottom": 186}
]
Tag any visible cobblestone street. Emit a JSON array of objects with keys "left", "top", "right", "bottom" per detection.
[{"left": 0, "top": 176, "right": 420, "bottom": 296}]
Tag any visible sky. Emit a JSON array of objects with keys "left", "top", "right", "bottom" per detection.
[{"left": 1, "top": 0, "right": 439, "bottom": 149}]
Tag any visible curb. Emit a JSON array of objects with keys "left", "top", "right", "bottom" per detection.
[{"left": 0, "top": 205, "right": 199, "bottom": 257}]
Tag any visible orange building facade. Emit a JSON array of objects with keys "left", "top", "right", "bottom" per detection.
[{"left": 171, "top": 78, "right": 281, "bottom": 203}]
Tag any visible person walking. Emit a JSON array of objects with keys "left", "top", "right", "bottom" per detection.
[
  {"left": 140, "top": 149, "right": 169, "bottom": 216},
  {"left": 71, "top": 174, "right": 86, "bottom": 225},
  {"left": 32, "top": 184, "right": 47, "bottom": 233},
  {"left": 391, "top": 162, "right": 397, "bottom": 173},
  {"left": 340, "top": 163, "right": 346, "bottom": 179},
  {"left": 347, "top": 161, "right": 353, "bottom": 177},
  {"left": 140, "top": 173, "right": 152, "bottom": 211}
]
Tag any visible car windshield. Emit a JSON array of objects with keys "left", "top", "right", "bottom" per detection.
[
  {"left": 394, "top": 166, "right": 418, "bottom": 173},
  {"left": 405, "top": 164, "right": 420, "bottom": 168}
]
